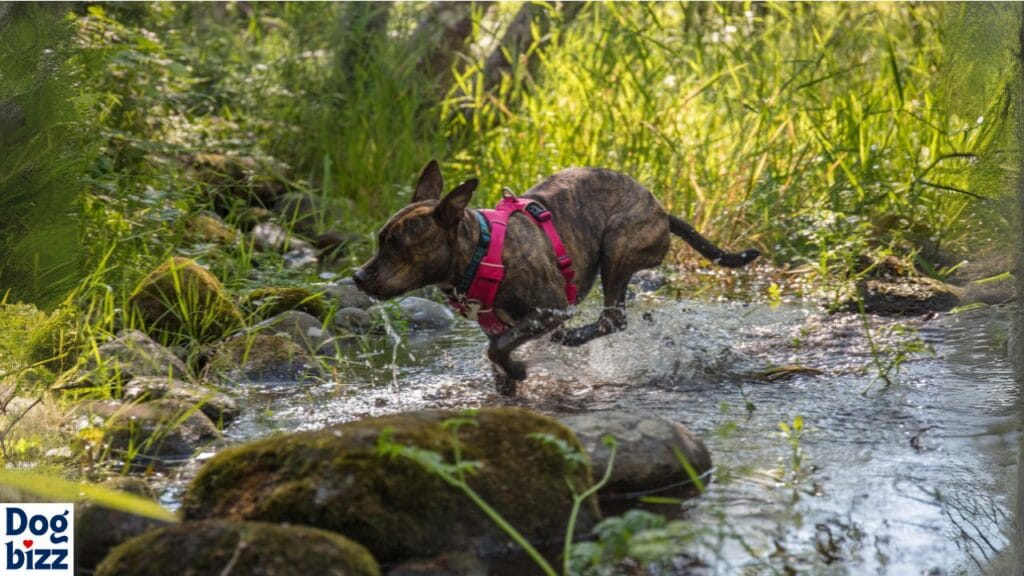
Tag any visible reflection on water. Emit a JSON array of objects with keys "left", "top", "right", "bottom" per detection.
[{"left": 171, "top": 300, "right": 1019, "bottom": 574}]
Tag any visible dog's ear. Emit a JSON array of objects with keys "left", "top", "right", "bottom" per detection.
[
  {"left": 411, "top": 160, "right": 443, "bottom": 203},
  {"left": 434, "top": 178, "right": 478, "bottom": 227}
]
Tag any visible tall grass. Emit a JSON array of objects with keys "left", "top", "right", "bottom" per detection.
[{"left": 448, "top": 3, "right": 1017, "bottom": 279}]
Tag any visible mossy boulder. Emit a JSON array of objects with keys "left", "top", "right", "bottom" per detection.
[
  {"left": 96, "top": 520, "right": 380, "bottom": 576},
  {"left": 182, "top": 408, "right": 599, "bottom": 562},
  {"left": 241, "top": 286, "right": 327, "bottom": 320},
  {"left": 204, "top": 334, "right": 325, "bottom": 384},
  {"left": 128, "top": 257, "right": 244, "bottom": 344},
  {"left": 76, "top": 477, "right": 171, "bottom": 573}
]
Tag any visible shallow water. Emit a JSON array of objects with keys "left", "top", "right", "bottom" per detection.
[{"left": 167, "top": 297, "right": 1018, "bottom": 574}]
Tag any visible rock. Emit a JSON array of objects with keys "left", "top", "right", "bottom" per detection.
[
  {"left": 273, "top": 192, "right": 321, "bottom": 237},
  {"left": 325, "top": 278, "right": 375, "bottom": 310},
  {"left": 128, "top": 257, "right": 244, "bottom": 344},
  {"left": 83, "top": 330, "right": 191, "bottom": 386},
  {"left": 396, "top": 297, "right": 453, "bottom": 330},
  {"left": 76, "top": 477, "right": 172, "bottom": 574},
  {"left": 257, "top": 310, "right": 330, "bottom": 353},
  {"left": 284, "top": 245, "right": 321, "bottom": 269},
  {"left": 249, "top": 221, "right": 314, "bottom": 253},
  {"left": 850, "top": 277, "right": 965, "bottom": 315},
  {"left": 185, "top": 212, "right": 239, "bottom": 244},
  {"left": 241, "top": 286, "right": 328, "bottom": 320},
  {"left": 182, "top": 408, "right": 598, "bottom": 562},
  {"left": 558, "top": 411, "right": 712, "bottom": 498},
  {"left": 204, "top": 334, "right": 325, "bottom": 384},
  {"left": 334, "top": 307, "right": 373, "bottom": 334},
  {"left": 95, "top": 520, "right": 380, "bottom": 576},
  {"left": 81, "top": 400, "right": 221, "bottom": 462},
  {"left": 121, "top": 376, "right": 239, "bottom": 425},
  {"left": 629, "top": 269, "right": 668, "bottom": 293}
]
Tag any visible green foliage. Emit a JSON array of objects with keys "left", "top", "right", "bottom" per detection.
[
  {"left": 0, "top": 4, "right": 91, "bottom": 307},
  {"left": 0, "top": 469, "right": 178, "bottom": 522}
]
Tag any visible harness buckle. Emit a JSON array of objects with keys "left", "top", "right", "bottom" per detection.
[
  {"left": 524, "top": 201, "right": 552, "bottom": 222},
  {"left": 463, "top": 299, "right": 483, "bottom": 321},
  {"left": 556, "top": 254, "right": 573, "bottom": 269}
]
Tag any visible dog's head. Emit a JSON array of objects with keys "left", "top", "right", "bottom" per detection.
[{"left": 353, "top": 160, "right": 477, "bottom": 299}]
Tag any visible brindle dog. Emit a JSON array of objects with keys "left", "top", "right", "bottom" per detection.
[{"left": 354, "top": 161, "right": 760, "bottom": 395}]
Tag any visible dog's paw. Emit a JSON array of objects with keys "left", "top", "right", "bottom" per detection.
[
  {"left": 494, "top": 373, "right": 518, "bottom": 396},
  {"left": 504, "top": 358, "right": 527, "bottom": 381},
  {"left": 549, "top": 329, "right": 567, "bottom": 344}
]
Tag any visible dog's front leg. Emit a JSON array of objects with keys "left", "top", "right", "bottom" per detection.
[{"left": 486, "top": 307, "right": 570, "bottom": 396}]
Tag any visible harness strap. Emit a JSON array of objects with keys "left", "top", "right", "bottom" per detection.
[{"left": 449, "top": 195, "right": 577, "bottom": 335}]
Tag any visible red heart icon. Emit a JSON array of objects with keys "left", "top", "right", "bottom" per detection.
[{"left": 22, "top": 540, "right": 32, "bottom": 549}]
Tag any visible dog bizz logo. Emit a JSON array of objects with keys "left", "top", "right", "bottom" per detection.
[{"left": 0, "top": 503, "right": 74, "bottom": 575}]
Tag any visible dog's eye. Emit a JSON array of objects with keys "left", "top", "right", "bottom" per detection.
[{"left": 382, "top": 233, "right": 402, "bottom": 250}]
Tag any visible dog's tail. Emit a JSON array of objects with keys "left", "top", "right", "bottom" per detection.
[{"left": 668, "top": 215, "right": 760, "bottom": 268}]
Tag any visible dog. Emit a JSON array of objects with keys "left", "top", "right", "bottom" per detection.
[{"left": 354, "top": 161, "right": 760, "bottom": 395}]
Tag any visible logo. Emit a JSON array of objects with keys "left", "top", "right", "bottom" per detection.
[{"left": 0, "top": 504, "right": 74, "bottom": 575}]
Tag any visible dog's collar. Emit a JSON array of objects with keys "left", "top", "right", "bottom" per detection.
[{"left": 455, "top": 210, "right": 491, "bottom": 296}]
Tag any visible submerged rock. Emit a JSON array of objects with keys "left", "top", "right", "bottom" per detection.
[
  {"left": 204, "top": 334, "right": 325, "bottom": 384},
  {"left": 182, "top": 408, "right": 598, "bottom": 562},
  {"left": 257, "top": 310, "right": 330, "bottom": 353},
  {"left": 333, "top": 307, "right": 374, "bottom": 334},
  {"left": 76, "top": 477, "right": 172, "bottom": 574},
  {"left": 82, "top": 399, "right": 220, "bottom": 461},
  {"left": 83, "top": 330, "right": 191, "bottom": 386},
  {"left": 95, "top": 520, "right": 380, "bottom": 576},
  {"left": 850, "top": 277, "right": 964, "bottom": 315},
  {"left": 121, "top": 376, "right": 238, "bottom": 425},
  {"left": 128, "top": 257, "right": 243, "bottom": 344},
  {"left": 396, "top": 297, "right": 453, "bottom": 330},
  {"left": 559, "top": 411, "right": 712, "bottom": 498}
]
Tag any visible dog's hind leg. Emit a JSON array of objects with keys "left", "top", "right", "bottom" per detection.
[
  {"left": 554, "top": 210, "right": 669, "bottom": 347},
  {"left": 487, "top": 307, "right": 570, "bottom": 395}
]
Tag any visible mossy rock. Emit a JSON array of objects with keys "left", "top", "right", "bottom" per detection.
[
  {"left": 241, "top": 286, "right": 327, "bottom": 320},
  {"left": 848, "top": 277, "right": 965, "bottom": 315},
  {"left": 184, "top": 212, "right": 239, "bottom": 245},
  {"left": 122, "top": 376, "right": 239, "bottom": 425},
  {"left": 96, "top": 519, "right": 380, "bottom": 576},
  {"left": 204, "top": 333, "right": 325, "bottom": 384},
  {"left": 128, "top": 257, "right": 244, "bottom": 344},
  {"left": 76, "top": 477, "right": 171, "bottom": 573},
  {"left": 182, "top": 408, "right": 599, "bottom": 562}
]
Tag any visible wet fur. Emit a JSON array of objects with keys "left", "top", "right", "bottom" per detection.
[{"left": 355, "top": 161, "right": 760, "bottom": 395}]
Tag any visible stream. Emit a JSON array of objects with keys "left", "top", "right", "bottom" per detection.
[{"left": 165, "top": 297, "right": 1019, "bottom": 574}]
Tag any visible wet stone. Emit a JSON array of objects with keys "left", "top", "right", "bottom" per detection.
[
  {"left": 204, "top": 333, "right": 325, "bottom": 384},
  {"left": 396, "top": 297, "right": 453, "bottom": 330},
  {"left": 851, "top": 277, "right": 965, "bottom": 315},
  {"left": 558, "top": 410, "right": 712, "bottom": 498},
  {"left": 334, "top": 307, "right": 374, "bottom": 334},
  {"left": 257, "top": 310, "right": 330, "bottom": 353},
  {"left": 82, "top": 399, "right": 221, "bottom": 462},
  {"left": 249, "top": 221, "right": 314, "bottom": 253}
]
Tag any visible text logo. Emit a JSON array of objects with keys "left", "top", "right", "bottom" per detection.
[{"left": 0, "top": 504, "right": 74, "bottom": 575}]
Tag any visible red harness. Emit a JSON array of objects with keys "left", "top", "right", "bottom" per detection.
[{"left": 448, "top": 192, "right": 577, "bottom": 335}]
